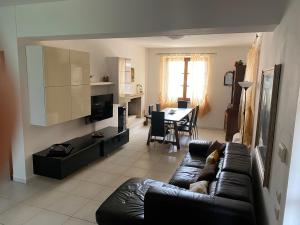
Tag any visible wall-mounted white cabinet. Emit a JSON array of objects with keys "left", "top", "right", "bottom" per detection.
[{"left": 26, "top": 46, "right": 91, "bottom": 126}]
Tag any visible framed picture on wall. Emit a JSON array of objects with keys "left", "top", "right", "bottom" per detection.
[
  {"left": 255, "top": 64, "right": 282, "bottom": 187},
  {"left": 224, "top": 71, "right": 234, "bottom": 86}
]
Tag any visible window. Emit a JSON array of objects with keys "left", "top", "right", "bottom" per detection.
[
  {"left": 167, "top": 57, "right": 207, "bottom": 101},
  {"left": 160, "top": 55, "right": 210, "bottom": 109}
]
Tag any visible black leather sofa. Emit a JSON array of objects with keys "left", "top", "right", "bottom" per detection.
[{"left": 96, "top": 141, "right": 256, "bottom": 225}]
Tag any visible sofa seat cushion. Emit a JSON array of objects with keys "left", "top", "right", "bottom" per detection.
[
  {"left": 222, "top": 153, "right": 252, "bottom": 178},
  {"left": 169, "top": 166, "right": 203, "bottom": 189},
  {"left": 215, "top": 172, "right": 253, "bottom": 203},
  {"left": 96, "top": 178, "right": 180, "bottom": 225},
  {"left": 180, "top": 152, "right": 206, "bottom": 168},
  {"left": 225, "top": 143, "right": 250, "bottom": 157}
]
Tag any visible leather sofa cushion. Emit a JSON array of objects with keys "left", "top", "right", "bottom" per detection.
[
  {"left": 215, "top": 172, "right": 253, "bottom": 203},
  {"left": 197, "top": 163, "right": 217, "bottom": 182},
  {"left": 222, "top": 154, "right": 252, "bottom": 177},
  {"left": 189, "top": 140, "right": 212, "bottom": 157},
  {"left": 225, "top": 142, "right": 250, "bottom": 157},
  {"left": 180, "top": 152, "right": 206, "bottom": 168},
  {"left": 169, "top": 166, "right": 203, "bottom": 189},
  {"left": 96, "top": 178, "right": 180, "bottom": 225}
]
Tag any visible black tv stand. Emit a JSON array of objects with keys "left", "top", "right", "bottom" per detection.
[{"left": 33, "top": 127, "right": 129, "bottom": 179}]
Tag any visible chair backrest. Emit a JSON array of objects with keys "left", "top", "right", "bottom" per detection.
[
  {"left": 156, "top": 103, "right": 161, "bottom": 112},
  {"left": 178, "top": 100, "right": 188, "bottom": 108},
  {"left": 189, "top": 108, "right": 196, "bottom": 129},
  {"left": 148, "top": 105, "right": 154, "bottom": 115},
  {"left": 194, "top": 105, "right": 199, "bottom": 125},
  {"left": 151, "top": 111, "right": 165, "bottom": 137}
]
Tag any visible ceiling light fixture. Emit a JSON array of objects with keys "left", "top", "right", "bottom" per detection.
[{"left": 167, "top": 35, "right": 184, "bottom": 40}]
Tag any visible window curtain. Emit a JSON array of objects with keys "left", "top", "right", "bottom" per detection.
[
  {"left": 159, "top": 55, "right": 185, "bottom": 107},
  {"left": 159, "top": 54, "right": 211, "bottom": 117},
  {"left": 189, "top": 55, "right": 211, "bottom": 117},
  {"left": 241, "top": 36, "right": 262, "bottom": 145}
]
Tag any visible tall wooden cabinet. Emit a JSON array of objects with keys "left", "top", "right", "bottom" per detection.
[
  {"left": 26, "top": 46, "right": 91, "bottom": 126},
  {"left": 225, "top": 64, "right": 246, "bottom": 141}
]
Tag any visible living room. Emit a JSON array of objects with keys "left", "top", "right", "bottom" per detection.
[{"left": 0, "top": 0, "right": 299, "bottom": 225}]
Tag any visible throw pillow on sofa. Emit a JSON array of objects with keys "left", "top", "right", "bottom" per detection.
[
  {"left": 197, "top": 163, "right": 217, "bottom": 181},
  {"left": 207, "top": 140, "right": 226, "bottom": 157},
  {"left": 189, "top": 180, "right": 209, "bottom": 194},
  {"left": 206, "top": 150, "right": 220, "bottom": 165}
]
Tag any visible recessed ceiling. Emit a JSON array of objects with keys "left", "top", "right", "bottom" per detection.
[{"left": 121, "top": 33, "right": 256, "bottom": 48}]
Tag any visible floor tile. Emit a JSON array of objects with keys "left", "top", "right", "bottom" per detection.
[
  {"left": 24, "top": 190, "right": 66, "bottom": 208},
  {"left": 23, "top": 209, "right": 69, "bottom": 225},
  {"left": 45, "top": 194, "right": 89, "bottom": 216},
  {"left": 0, "top": 204, "right": 42, "bottom": 225},
  {"left": 73, "top": 200, "right": 99, "bottom": 223},
  {"left": 69, "top": 181, "right": 103, "bottom": 199},
  {"left": 63, "top": 218, "right": 95, "bottom": 225}
]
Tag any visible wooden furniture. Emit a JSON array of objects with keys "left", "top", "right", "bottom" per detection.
[
  {"left": 26, "top": 46, "right": 91, "bottom": 126},
  {"left": 146, "top": 108, "right": 193, "bottom": 149},
  {"left": 225, "top": 64, "right": 246, "bottom": 141},
  {"left": 33, "top": 127, "right": 129, "bottom": 179}
]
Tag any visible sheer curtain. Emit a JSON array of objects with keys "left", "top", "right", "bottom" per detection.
[
  {"left": 159, "top": 55, "right": 185, "bottom": 107},
  {"left": 159, "top": 54, "right": 211, "bottom": 117},
  {"left": 189, "top": 55, "right": 211, "bottom": 116},
  {"left": 240, "top": 36, "right": 262, "bottom": 146}
]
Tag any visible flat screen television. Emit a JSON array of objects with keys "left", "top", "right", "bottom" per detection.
[{"left": 90, "top": 94, "right": 113, "bottom": 122}]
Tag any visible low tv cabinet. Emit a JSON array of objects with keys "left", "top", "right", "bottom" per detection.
[{"left": 32, "top": 127, "right": 129, "bottom": 179}]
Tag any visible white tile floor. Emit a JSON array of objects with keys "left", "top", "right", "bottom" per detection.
[{"left": 0, "top": 125, "right": 224, "bottom": 225}]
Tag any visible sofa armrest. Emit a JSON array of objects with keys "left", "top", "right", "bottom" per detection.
[
  {"left": 144, "top": 186, "right": 256, "bottom": 225},
  {"left": 189, "top": 140, "right": 211, "bottom": 157}
]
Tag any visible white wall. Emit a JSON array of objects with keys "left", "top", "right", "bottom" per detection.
[
  {"left": 17, "top": 38, "right": 146, "bottom": 179},
  {"left": 0, "top": 6, "right": 27, "bottom": 182},
  {"left": 146, "top": 46, "right": 249, "bottom": 129},
  {"left": 283, "top": 88, "right": 300, "bottom": 225},
  {"left": 251, "top": 0, "right": 300, "bottom": 224}
]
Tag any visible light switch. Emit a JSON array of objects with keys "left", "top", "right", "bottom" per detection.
[{"left": 278, "top": 142, "right": 288, "bottom": 163}]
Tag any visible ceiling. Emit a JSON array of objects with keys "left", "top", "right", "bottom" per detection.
[
  {"left": 0, "top": 0, "right": 64, "bottom": 7},
  {"left": 121, "top": 33, "right": 256, "bottom": 48}
]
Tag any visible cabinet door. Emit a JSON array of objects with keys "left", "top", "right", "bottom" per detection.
[
  {"left": 70, "top": 50, "right": 90, "bottom": 85},
  {"left": 71, "top": 85, "right": 91, "bottom": 120},
  {"left": 43, "top": 47, "right": 70, "bottom": 87},
  {"left": 45, "top": 86, "right": 71, "bottom": 125}
]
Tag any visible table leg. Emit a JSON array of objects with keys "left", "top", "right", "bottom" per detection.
[
  {"left": 147, "top": 126, "right": 151, "bottom": 145},
  {"left": 173, "top": 121, "right": 180, "bottom": 149}
]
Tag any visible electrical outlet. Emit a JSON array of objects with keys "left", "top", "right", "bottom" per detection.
[{"left": 275, "top": 207, "right": 280, "bottom": 221}]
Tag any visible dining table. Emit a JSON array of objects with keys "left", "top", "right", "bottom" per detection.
[{"left": 145, "top": 107, "right": 193, "bottom": 149}]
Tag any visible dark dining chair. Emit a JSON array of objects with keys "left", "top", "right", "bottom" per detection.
[
  {"left": 192, "top": 105, "right": 200, "bottom": 138},
  {"left": 144, "top": 105, "right": 154, "bottom": 126},
  {"left": 147, "top": 111, "right": 169, "bottom": 145},
  {"left": 156, "top": 103, "right": 161, "bottom": 112},
  {"left": 148, "top": 105, "right": 154, "bottom": 115},
  {"left": 178, "top": 108, "right": 195, "bottom": 137},
  {"left": 178, "top": 100, "right": 188, "bottom": 108}
]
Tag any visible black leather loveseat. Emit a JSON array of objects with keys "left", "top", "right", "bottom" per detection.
[{"left": 96, "top": 141, "right": 256, "bottom": 225}]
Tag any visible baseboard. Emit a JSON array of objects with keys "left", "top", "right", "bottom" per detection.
[{"left": 13, "top": 175, "right": 27, "bottom": 184}]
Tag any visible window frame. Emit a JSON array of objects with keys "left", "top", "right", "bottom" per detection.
[{"left": 178, "top": 57, "right": 190, "bottom": 101}]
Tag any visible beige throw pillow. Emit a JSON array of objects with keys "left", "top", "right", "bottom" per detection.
[
  {"left": 206, "top": 150, "right": 220, "bottom": 165},
  {"left": 189, "top": 180, "right": 209, "bottom": 194}
]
